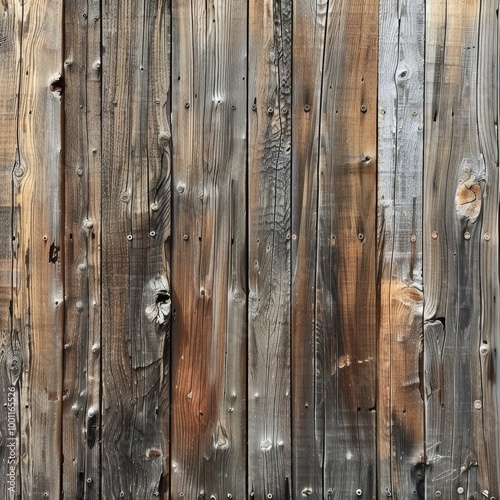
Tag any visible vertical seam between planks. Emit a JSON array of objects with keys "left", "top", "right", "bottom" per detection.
[{"left": 169, "top": 0, "right": 173, "bottom": 496}]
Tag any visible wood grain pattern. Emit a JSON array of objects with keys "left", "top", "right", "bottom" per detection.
[
  {"left": 378, "top": 0, "right": 425, "bottom": 498},
  {"left": 63, "top": 1, "right": 102, "bottom": 497},
  {"left": 11, "top": 0, "right": 64, "bottom": 497},
  {"left": 171, "top": 1, "right": 247, "bottom": 498},
  {"left": 101, "top": 1, "right": 171, "bottom": 497},
  {"left": 318, "top": 1, "right": 378, "bottom": 497},
  {"left": 0, "top": 2, "right": 21, "bottom": 498},
  {"left": 423, "top": 0, "right": 497, "bottom": 497},
  {"left": 248, "top": 1, "right": 292, "bottom": 498},
  {"left": 291, "top": 0, "right": 328, "bottom": 497}
]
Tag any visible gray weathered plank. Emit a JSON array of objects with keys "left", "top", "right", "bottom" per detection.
[
  {"left": 0, "top": 2, "right": 21, "bottom": 498},
  {"left": 378, "top": 0, "right": 425, "bottom": 498},
  {"left": 424, "top": 0, "right": 495, "bottom": 496},
  {"left": 170, "top": 1, "right": 247, "bottom": 498},
  {"left": 101, "top": 1, "right": 171, "bottom": 497},
  {"left": 11, "top": 0, "right": 64, "bottom": 497},
  {"left": 62, "top": 0, "right": 102, "bottom": 497},
  {"left": 291, "top": 0, "right": 328, "bottom": 497},
  {"left": 477, "top": 0, "right": 500, "bottom": 495},
  {"left": 248, "top": 0, "right": 292, "bottom": 497},
  {"left": 319, "top": 0, "right": 378, "bottom": 497}
]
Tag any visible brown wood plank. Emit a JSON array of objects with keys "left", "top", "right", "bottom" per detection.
[
  {"left": 101, "top": 1, "right": 171, "bottom": 497},
  {"left": 290, "top": 0, "right": 328, "bottom": 497},
  {"left": 0, "top": 2, "right": 21, "bottom": 498},
  {"left": 377, "top": 0, "right": 425, "bottom": 498},
  {"left": 10, "top": 0, "right": 64, "bottom": 497},
  {"left": 423, "top": 0, "right": 495, "bottom": 496},
  {"left": 62, "top": 0, "right": 102, "bottom": 497},
  {"left": 170, "top": 1, "right": 247, "bottom": 498},
  {"left": 248, "top": 0, "right": 292, "bottom": 497},
  {"left": 319, "top": 1, "right": 378, "bottom": 497}
]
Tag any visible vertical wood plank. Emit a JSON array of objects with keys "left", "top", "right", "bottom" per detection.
[
  {"left": 319, "top": 1, "right": 378, "bottom": 497},
  {"left": 62, "top": 0, "right": 102, "bottom": 497},
  {"left": 101, "top": 1, "right": 171, "bottom": 497},
  {"left": 378, "top": 0, "right": 425, "bottom": 498},
  {"left": 0, "top": 2, "right": 21, "bottom": 498},
  {"left": 248, "top": 0, "right": 292, "bottom": 498},
  {"left": 11, "top": 0, "right": 64, "bottom": 497},
  {"left": 424, "top": 0, "right": 497, "bottom": 496},
  {"left": 291, "top": 0, "right": 328, "bottom": 497},
  {"left": 171, "top": 1, "right": 247, "bottom": 498},
  {"left": 478, "top": 0, "right": 500, "bottom": 494}
]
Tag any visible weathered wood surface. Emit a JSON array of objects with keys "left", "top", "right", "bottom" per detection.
[
  {"left": 63, "top": 0, "right": 101, "bottom": 497},
  {"left": 248, "top": 0, "right": 292, "bottom": 497},
  {"left": 0, "top": 1, "right": 498, "bottom": 498},
  {"left": 171, "top": 1, "right": 247, "bottom": 498},
  {"left": 378, "top": 0, "right": 425, "bottom": 498},
  {"left": 424, "top": 0, "right": 499, "bottom": 497},
  {"left": 101, "top": 0, "right": 171, "bottom": 497}
]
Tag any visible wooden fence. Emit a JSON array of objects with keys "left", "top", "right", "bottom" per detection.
[{"left": 0, "top": 0, "right": 499, "bottom": 498}]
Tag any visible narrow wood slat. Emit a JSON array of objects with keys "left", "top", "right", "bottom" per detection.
[
  {"left": 378, "top": 0, "right": 425, "bottom": 498},
  {"left": 424, "top": 0, "right": 493, "bottom": 496},
  {"left": 318, "top": 1, "right": 378, "bottom": 497},
  {"left": 477, "top": 0, "right": 500, "bottom": 495},
  {"left": 62, "top": 0, "right": 102, "bottom": 497},
  {"left": 11, "top": 1, "right": 64, "bottom": 497},
  {"left": 171, "top": 1, "right": 247, "bottom": 498},
  {"left": 101, "top": 1, "right": 171, "bottom": 497},
  {"left": 291, "top": 0, "right": 328, "bottom": 497},
  {"left": 0, "top": 3, "right": 21, "bottom": 498},
  {"left": 248, "top": 0, "right": 292, "bottom": 497}
]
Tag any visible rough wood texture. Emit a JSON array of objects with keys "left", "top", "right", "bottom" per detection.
[
  {"left": 62, "top": 1, "right": 102, "bottom": 497},
  {"left": 101, "top": 1, "right": 171, "bottom": 497},
  {"left": 171, "top": 1, "right": 247, "bottom": 498},
  {"left": 248, "top": 1, "right": 292, "bottom": 498},
  {"left": 9, "top": 1, "right": 64, "bottom": 497},
  {"left": 291, "top": 0, "right": 328, "bottom": 497},
  {"left": 378, "top": 0, "right": 425, "bottom": 498},
  {"left": 424, "top": 0, "right": 498, "bottom": 497},
  {"left": 0, "top": 2, "right": 20, "bottom": 498}
]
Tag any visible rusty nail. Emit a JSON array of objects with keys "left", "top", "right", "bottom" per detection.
[
  {"left": 432, "top": 231, "right": 438, "bottom": 239},
  {"left": 484, "top": 232, "right": 491, "bottom": 241},
  {"left": 361, "top": 105, "right": 367, "bottom": 113},
  {"left": 304, "top": 104, "right": 311, "bottom": 112},
  {"left": 474, "top": 400, "right": 482, "bottom": 410}
]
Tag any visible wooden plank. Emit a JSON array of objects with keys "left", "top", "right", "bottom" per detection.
[
  {"left": 10, "top": 0, "right": 64, "bottom": 497},
  {"left": 290, "top": 0, "right": 328, "bottom": 497},
  {"left": 170, "top": 1, "right": 247, "bottom": 498},
  {"left": 248, "top": 0, "right": 292, "bottom": 498},
  {"left": 377, "top": 0, "right": 425, "bottom": 498},
  {"left": 0, "top": 2, "right": 21, "bottom": 498},
  {"left": 423, "top": 0, "right": 495, "bottom": 497},
  {"left": 62, "top": 1, "right": 102, "bottom": 497},
  {"left": 477, "top": 0, "right": 500, "bottom": 495},
  {"left": 318, "top": 1, "right": 378, "bottom": 497},
  {"left": 101, "top": 1, "right": 171, "bottom": 497}
]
